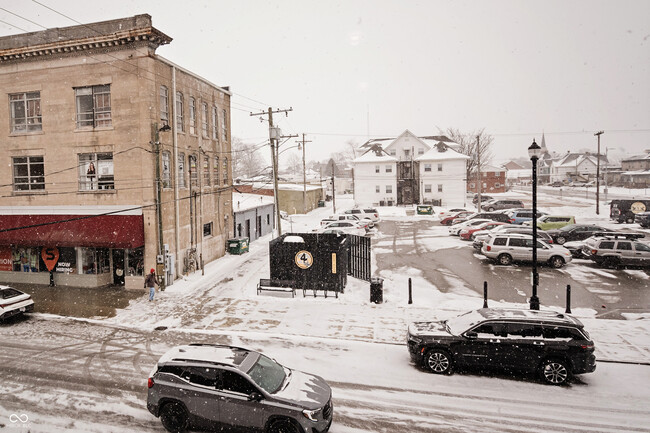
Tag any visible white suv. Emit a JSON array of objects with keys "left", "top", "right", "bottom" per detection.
[{"left": 481, "top": 233, "right": 572, "bottom": 268}]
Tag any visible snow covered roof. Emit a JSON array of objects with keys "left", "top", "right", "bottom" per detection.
[
  {"left": 232, "top": 192, "right": 274, "bottom": 212},
  {"left": 481, "top": 164, "right": 505, "bottom": 173},
  {"left": 415, "top": 144, "right": 469, "bottom": 161},
  {"left": 353, "top": 148, "right": 397, "bottom": 163}
]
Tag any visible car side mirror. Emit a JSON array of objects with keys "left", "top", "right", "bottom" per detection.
[
  {"left": 248, "top": 392, "right": 263, "bottom": 402},
  {"left": 464, "top": 331, "right": 478, "bottom": 339}
]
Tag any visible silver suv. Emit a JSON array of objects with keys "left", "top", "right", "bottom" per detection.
[
  {"left": 481, "top": 233, "right": 572, "bottom": 268},
  {"left": 582, "top": 233, "right": 649, "bottom": 268},
  {"left": 147, "top": 344, "right": 333, "bottom": 433}
]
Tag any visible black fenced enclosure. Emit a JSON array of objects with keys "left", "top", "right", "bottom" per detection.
[{"left": 258, "top": 233, "right": 371, "bottom": 297}]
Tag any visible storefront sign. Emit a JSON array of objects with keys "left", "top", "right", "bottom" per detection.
[
  {"left": 41, "top": 247, "right": 60, "bottom": 272},
  {"left": 0, "top": 246, "right": 11, "bottom": 272}
]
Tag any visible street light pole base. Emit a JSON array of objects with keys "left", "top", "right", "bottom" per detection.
[{"left": 529, "top": 296, "right": 540, "bottom": 310}]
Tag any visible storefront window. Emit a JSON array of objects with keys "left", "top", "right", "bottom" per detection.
[
  {"left": 55, "top": 247, "right": 77, "bottom": 274},
  {"left": 127, "top": 247, "right": 144, "bottom": 276},
  {"left": 81, "top": 247, "right": 110, "bottom": 274},
  {"left": 12, "top": 247, "right": 42, "bottom": 272}
]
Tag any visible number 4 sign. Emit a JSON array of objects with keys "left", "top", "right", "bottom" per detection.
[
  {"left": 295, "top": 250, "right": 313, "bottom": 269},
  {"left": 41, "top": 247, "right": 60, "bottom": 272}
]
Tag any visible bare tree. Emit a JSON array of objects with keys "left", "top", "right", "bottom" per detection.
[
  {"left": 444, "top": 128, "right": 494, "bottom": 185},
  {"left": 231, "top": 136, "right": 266, "bottom": 179},
  {"left": 284, "top": 152, "right": 302, "bottom": 176}
]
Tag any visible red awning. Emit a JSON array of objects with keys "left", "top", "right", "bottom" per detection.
[{"left": 0, "top": 214, "right": 144, "bottom": 249}]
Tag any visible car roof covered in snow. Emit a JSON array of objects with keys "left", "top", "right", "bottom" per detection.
[
  {"left": 477, "top": 308, "right": 583, "bottom": 327},
  {"left": 157, "top": 344, "right": 253, "bottom": 368}
]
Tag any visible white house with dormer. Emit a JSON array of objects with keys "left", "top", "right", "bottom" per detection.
[{"left": 353, "top": 130, "right": 469, "bottom": 207}]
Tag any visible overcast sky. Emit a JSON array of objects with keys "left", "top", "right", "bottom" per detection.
[{"left": 1, "top": 0, "right": 648, "bottom": 165}]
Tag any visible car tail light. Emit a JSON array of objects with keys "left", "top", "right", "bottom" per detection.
[
  {"left": 591, "top": 249, "right": 598, "bottom": 255},
  {"left": 148, "top": 377, "right": 155, "bottom": 388},
  {"left": 486, "top": 245, "right": 491, "bottom": 251},
  {"left": 580, "top": 344, "right": 594, "bottom": 350},
  {"left": 508, "top": 219, "right": 515, "bottom": 223}
]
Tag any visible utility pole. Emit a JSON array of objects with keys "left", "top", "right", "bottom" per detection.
[
  {"left": 297, "top": 133, "right": 312, "bottom": 213},
  {"left": 250, "top": 107, "right": 293, "bottom": 237},
  {"left": 595, "top": 131, "right": 604, "bottom": 215},
  {"left": 475, "top": 135, "right": 481, "bottom": 210},
  {"left": 151, "top": 122, "right": 168, "bottom": 290},
  {"left": 331, "top": 161, "right": 336, "bottom": 214}
]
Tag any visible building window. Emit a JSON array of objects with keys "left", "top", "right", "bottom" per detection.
[
  {"left": 390, "top": 149, "right": 396, "bottom": 156},
  {"left": 203, "top": 155, "right": 210, "bottom": 186},
  {"left": 203, "top": 222, "right": 213, "bottom": 237},
  {"left": 160, "top": 86, "right": 169, "bottom": 125},
  {"left": 81, "top": 247, "right": 110, "bottom": 274},
  {"left": 266, "top": 214, "right": 270, "bottom": 225},
  {"left": 470, "top": 182, "right": 475, "bottom": 189},
  {"left": 437, "top": 163, "right": 443, "bottom": 172},
  {"left": 424, "top": 164, "right": 432, "bottom": 172},
  {"left": 127, "top": 247, "right": 144, "bottom": 276},
  {"left": 386, "top": 185, "right": 392, "bottom": 194},
  {"left": 222, "top": 157, "right": 228, "bottom": 184},
  {"left": 495, "top": 182, "right": 501, "bottom": 188},
  {"left": 404, "top": 149, "right": 410, "bottom": 158},
  {"left": 178, "top": 153, "right": 186, "bottom": 188},
  {"left": 189, "top": 97, "right": 196, "bottom": 134},
  {"left": 418, "top": 148, "right": 424, "bottom": 155},
  {"left": 162, "top": 151, "right": 171, "bottom": 188},
  {"left": 222, "top": 109, "right": 228, "bottom": 141},
  {"left": 79, "top": 153, "right": 113, "bottom": 190},
  {"left": 424, "top": 184, "right": 432, "bottom": 193},
  {"left": 214, "top": 156, "right": 220, "bottom": 185},
  {"left": 438, "top": 184, "right": 443, "bottom": 192},
  {"left": 385, "top": 165, "right": 392, "bottom": 173},
  {"left": 12, "top": 156, "right": 44, "bottom": 191},
  {"left": 176, "top": 92, "right": 184, "bottom": 132},
  {"left": 189, "top": 154, "right": 198, "bottom": 186},
  {"left": 375, "top": 165, "right": 380, "bottom": 173},
  {"left": 212, "top": 106, "right": 218, "bottom": 140},
  {"left": 201, "top": 103, "right": 209, "bottom": 137},
  {"left": 375, "top": 185, "right": 380, "bottom": 193},
  {"left": 10, "top": 92, "right": 42, "bottom": 133},
  {"left": 75, "top": 85, "right": 111, "bottom": 128}
]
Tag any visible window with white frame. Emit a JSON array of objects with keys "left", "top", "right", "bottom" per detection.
[
  {"left": 386, "top": 185, "right": 392, "bottom": 193},
  {"left": 189, "top": 154, "right": 198, "bottom": 186},
  {"left": 424, "top": 163, "right": 432, "bottom": 172},
  {"left": 12, "top": 156, "right": 44, "bottom": 191},
  {"left": 437, "top": 163, "right": 443, "bottom": 172},
  {"left": 495, "top": 182, "right": 501, "bottom": 188},
  {"left": 214, "top": 156, "right": 220, "bottom": 185},
  {"left": 221, "top": 109, "right": 228, "bottom": 141},
  {"left": 385, "top": 165, "right": 392, "bottom": 173},
  {"left": 178, "top": 153, "right": 186, "bottom": 188},
  {"left": 79, "top": 153, "right": 113, "bottom": 190},
  {"left": 203, "top": 155, "right": 210, "bottom": 186},
  {"left": 176, "top": 92, "right": 184, "bottom": 132},
  {"left": 404, "top": 149, "right": 410, "bottom": 158},
  {"left": 201, "top": 103, "right": 209, "bottom": 137},
  {"left": 10, "top": 92, "right": 41, "bottom": 133},
  {"left": 438, "top": 184, "right": 443, "bottom": 192},
  {"left": 160, "top": 86, "right": 169, "bottom": 125},
  {"left": 162, "top": 151, "right": 171, "bottom": 188},
  {"left": 375, "top": 185, "right": 380, "bottom": 193},
  {"left": 212, "top": 106, "right": 218, "bottom": 140},
  {"left": 75, "top": 85, "right": 111, "bottom": 128},
  {"left": 424, "top": 184, "right": 432, "bottom": 193},
  {"left": 189, "top": 97, "right": 196, "bottom": 134},
  {"left": 375, "top": 165, "right": 380, "bottom": 173}
]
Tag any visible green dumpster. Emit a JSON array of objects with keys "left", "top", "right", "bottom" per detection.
[
  {"left": 228, "top": 237, "right": 249, "bottom": 255},
  {"left": 416, "top": 205, "right": 434, "bottom": 215},
  {"left": 318, "top": 200, "right": 325, "bottom": 207}
]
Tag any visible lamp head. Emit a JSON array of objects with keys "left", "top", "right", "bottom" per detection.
[
  {"left": 159, "top": 124, "right": 172, "bottom": 132},
  {"left": 528, "top": 139, "right": 542, "bottom": 161}
]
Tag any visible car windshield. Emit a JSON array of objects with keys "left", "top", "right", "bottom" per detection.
[
  {"left": 247, "top": 354, "right": 287, "bottom": 394},
  {"left": 446, "top": 310, "right": 484, "bottom": 335}
]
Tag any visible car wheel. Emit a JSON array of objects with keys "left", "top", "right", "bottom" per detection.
[
  {"left": 556, "top": 236, "right": 566, "bottom": 245},
  {"left": 266, "top": 419, "right": 300, "bottom": 433},
  {"left": 549, "top": 256, "right": 565, "bottom": 268},
  {"left": 488, "top": 207, "right": 495, "bottom": 212},
  {"left": 424, "top": 349, "right": 453, "bottom": 374},
  {"left": 626, "top": 216, "right": 634, "bottom": 224},
  {"left": 159, "top": 402, "right": 189, "bottom": 433},
  {"left": 540, "top": 359, "right": 570, "bottom": 385},
  {"left": 602, "top": 257, "right": 620, "bottom": 269},
  {"left": 497, "top": 253, "right": 513, "bottom": 266}
]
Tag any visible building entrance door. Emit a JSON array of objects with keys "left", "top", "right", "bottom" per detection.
[{"left": 112, "top": 249, "right": 125, "bottom": 285}]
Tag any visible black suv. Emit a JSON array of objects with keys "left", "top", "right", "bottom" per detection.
[
  {"left": 545, "top": 224, "right": 614, "bottom": 245},
  {"left": 407, "top": 308, "right": 596, "bottom": 385}
]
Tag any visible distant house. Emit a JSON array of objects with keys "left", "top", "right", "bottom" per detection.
[
  {"left": 232, "top": 193, "right": 275, "bottom": 241},
  {"left": 234, "top": 182, "right": 325, "bottom": 215},
  {"left": 549, "top": 153, "right": 608, "bottom": 183},
  {"left": 353, "top": 130, "right": 469, "bottom": 207},
  {"left": 468, "top": 165, "right": 506, "bottom": 193},
  {"left": 620, "top": 151, "right": 650, "bottom": 186}
]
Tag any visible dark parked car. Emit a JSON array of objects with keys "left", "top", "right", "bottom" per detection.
[
  {"left": 148, "top": 344, "right": 333, "bottom": 433},
  {"left": 545, "top": 224, "right": 614, "bottom": 245},
  {"left": 610, "top": 199, "right": 650, "bottom": 224},
  {"left": 481, "top": 199, "right": 525, "bottom": 212},
  {"left": 472, "top": 194, "right": 493, "bottom": 204},
  {"left": 634, "top": 211, "right": 650, "bottom": 228},
  {"left": 407, "top": 308, "right": 596, "bottom": 385}
]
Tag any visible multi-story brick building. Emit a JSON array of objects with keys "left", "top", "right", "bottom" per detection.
[{"left": 0, "top": 15, "right": 232, "bottom": 289}]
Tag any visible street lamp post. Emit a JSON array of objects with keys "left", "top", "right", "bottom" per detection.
[{"left": 528, "top": 139, "right": 542, "bottom": 310}]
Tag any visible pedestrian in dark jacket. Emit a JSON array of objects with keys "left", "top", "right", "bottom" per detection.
[{"left": 145, "top": 268, "right": 158, "bottom": 301}]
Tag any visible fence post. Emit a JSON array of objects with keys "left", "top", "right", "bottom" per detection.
[
  {"left": 483, "top": 281, "right": 488, "bottom": 308},
  {"left": 565, "top": 284, "right": 572, "bottom": 314},
  {"left": 408, "top": 278, "right": 413, "bottom": 304}
]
